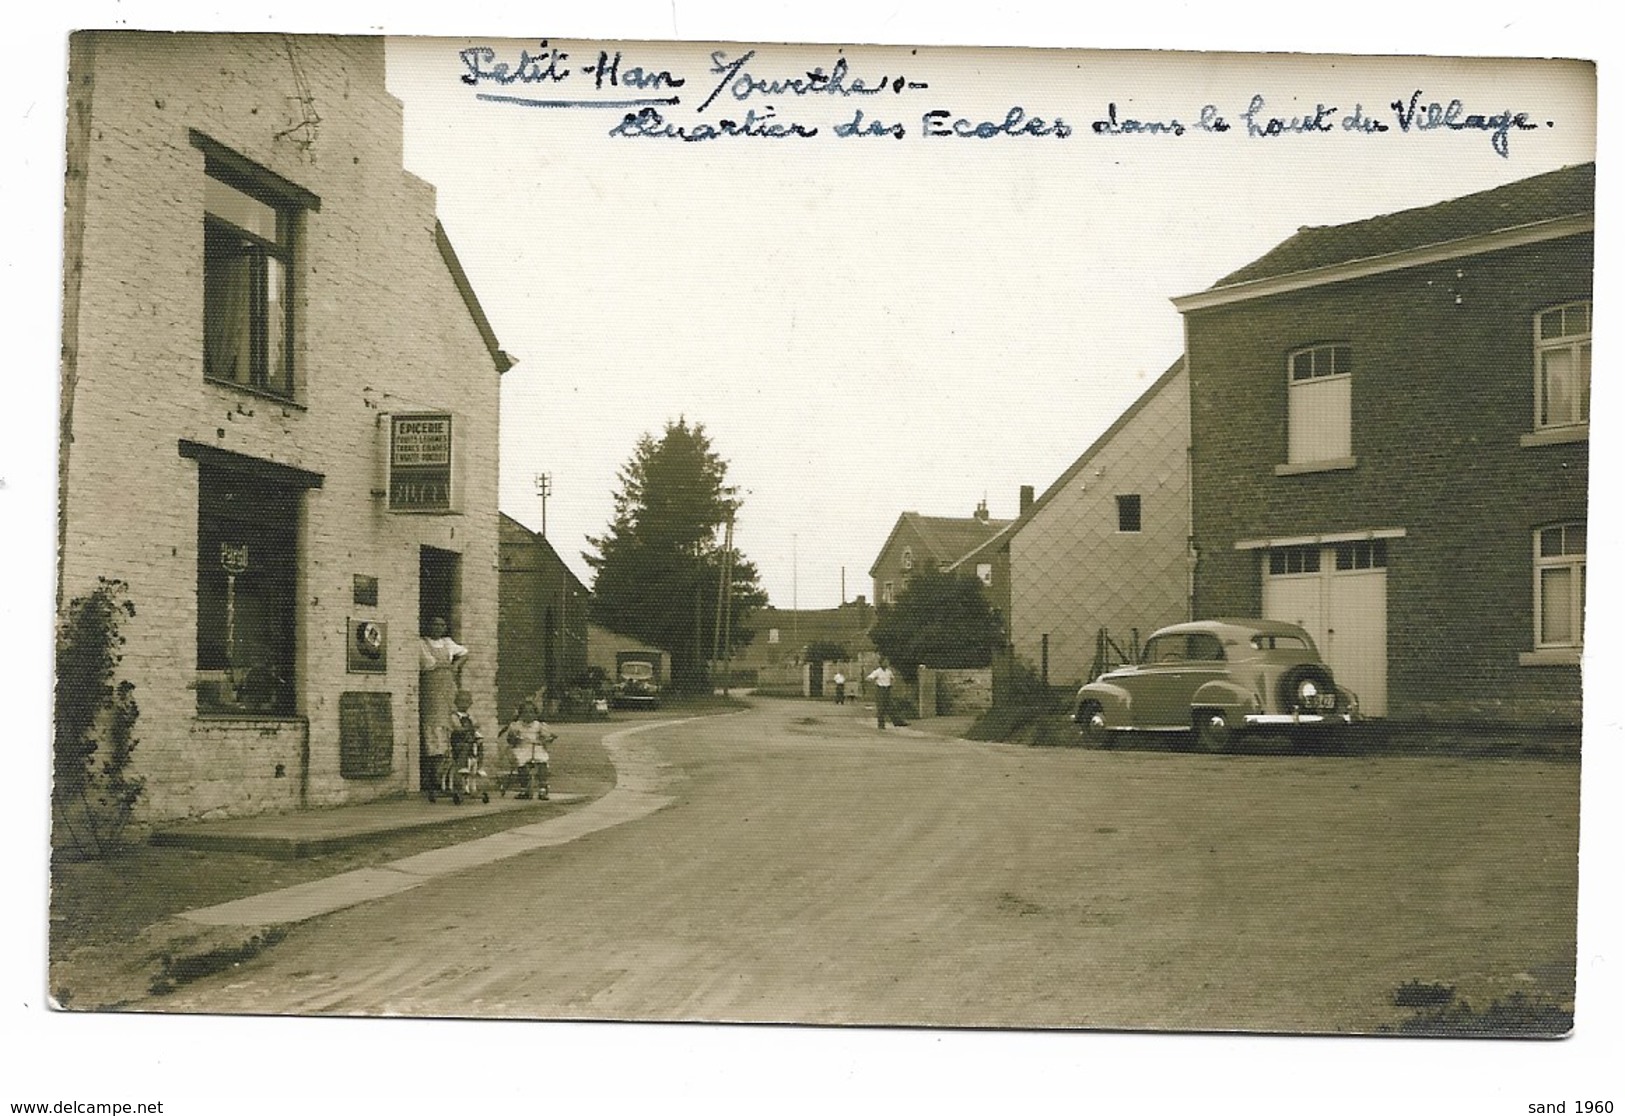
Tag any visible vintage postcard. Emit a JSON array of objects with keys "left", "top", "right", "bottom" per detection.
[{"left": 26, "top": 15, "right": 1613, "bottom": 1113}]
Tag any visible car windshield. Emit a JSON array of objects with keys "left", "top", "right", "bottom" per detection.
[
  {"left": 1142, "top": 633, "right": 1225, "bottom": 663},
  {"left": 621, "top": 663, "right": 654, "bottom": 680}
]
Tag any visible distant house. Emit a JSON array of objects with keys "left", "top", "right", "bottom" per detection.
[
  {"left": 497, "top": 515, "right": 589, "bottom": 718},
  {"left": 869, "top": 504, "right": 1013, "bottom": 607},
  {"left": 992, "top": 359, "right": 1190, "bottom": 690},
  {"left": 1175, "top": 164, "right": 1592, "bottom": 725}
]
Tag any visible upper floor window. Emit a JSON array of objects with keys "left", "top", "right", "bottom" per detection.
[
  {"left": 975, "top": 562, "right": 993, "bottom": 587},
  {"left": 882, "top": 580, "right": 895, "bottom": 604},
  {"left": 1535, "top": 522, "right": 1585, "bottom": 650},
  {"left": 902, "top": 547, "right": 915, "bottom": 571},
  {"left": 1116, "top": 494, "right": 1142, "bottom": 533},
  {"left": 1286, "top": 344, "right": 1352, "bottom": 466},
  {"left": 192, "top": 133, "right": 319, "bottom": 402},
  {"left": 1535, "top": 301, "right": 1591, "bottom": 432},
  {"left": 204, "top": 172, "right": 296, "bottom": 398}
]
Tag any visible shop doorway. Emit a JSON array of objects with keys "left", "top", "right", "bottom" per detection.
[{"left": 419, "top": 546, "right": 462, "bottom": 637}]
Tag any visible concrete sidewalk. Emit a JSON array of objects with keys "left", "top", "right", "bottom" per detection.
[
  {"left": 145, "top": 712, "right": 670, "bottom": 858},
  {"left": 172, "top": 714, "right": 698, "bottom": 927},
  {"left": 54, "top": 713, "right": 713, "bottom": 1008}
]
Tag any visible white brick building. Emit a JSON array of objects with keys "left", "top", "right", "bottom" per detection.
[
  {"left": 1007, "top": 359, "right": 1190, "bottom": 690},
  {"left": 59, "top": 33, "right": 511, "bottom": 820}
]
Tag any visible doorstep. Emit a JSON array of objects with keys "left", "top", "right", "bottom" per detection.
[{"left": 149, "top": 791, "right": 586, "bottom": 860}]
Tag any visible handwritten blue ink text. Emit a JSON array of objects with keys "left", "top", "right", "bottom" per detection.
[
  {"left": 922, "top": 106, "right": 1072, "bottom": 139},
  {"left": 608, "top": 106, "right": 818, "bottom": 141},
  {"left": 701, "top": 51, "right": 928, "bottom": 113},
  {"left": 460, "top": 43, "right": 570, "bottom": 87},
  {"left": 1391, "top": 90, "right": 1539, "bottom": 157}
]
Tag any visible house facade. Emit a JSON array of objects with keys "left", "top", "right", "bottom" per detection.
[
  {"left": 999, "top": 360, "right": 1191, "bottom": 690},
  {"left": 1176, "top": 164, "right": 1592, "bottom": 726},
  {"left": 58, "top": 33, "right": 511, "bottom": 819},
  {"left": 869, "top": 505, "right": 1013, "bottom": 608},
  {"left": 497, "top": 515, "right": 590, "bottom": 719}
]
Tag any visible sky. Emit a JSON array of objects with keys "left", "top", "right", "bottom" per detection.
[
  {"left": 381, "top": 41, "right": 1595, "bottom": 608},
  {"left": 4, "top": 3, "right": 1620, "bottom": 1112}
]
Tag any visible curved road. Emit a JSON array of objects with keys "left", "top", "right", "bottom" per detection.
[{"left": 152, "top": 698, "right": 1579, "bottom": 1032}]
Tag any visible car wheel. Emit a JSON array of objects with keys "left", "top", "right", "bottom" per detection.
[
  {"left": 1077, "top": 702, "right": 1110, "bottom": 747},
  {"left": 1194, "top": 710, "right": 1232, "bottom": 753}
]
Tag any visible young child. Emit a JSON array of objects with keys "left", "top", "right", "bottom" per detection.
[
  {"left": 503, "top": 699, "right": 558, "bottom": 800},
  {"left": 447, "top": 690, "right": 484, "bottom": 800}
]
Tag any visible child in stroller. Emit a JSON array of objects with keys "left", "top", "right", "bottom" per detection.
[
  {"left": 446, "top": 690, "right": 489, "bottom": 805},
  {"left": 500, "top": 699, "right": 557, "bottom": 800}
]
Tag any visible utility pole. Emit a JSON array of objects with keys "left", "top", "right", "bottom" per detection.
[
  {"left": 534, "top": 472, "right": 552, "bottom": 538},
  {"left": 713, "top": 510, "right": 736, "bottom": 695}
]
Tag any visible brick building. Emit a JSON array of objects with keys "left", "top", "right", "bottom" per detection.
[
  {"left": 1175, "top": 164, "right": 1592, "bottom": 725},
  {"left": 497, "top": 514, "right": 589, "bottom": 719},
  {"left": 869, "top": 505, "right": 1012, "bottom": 607},
  {"left": 994, "top": 359, "right": 1190, "bottom": 690},
  {"left": 58, "top": 33, "right": 512, "bottom": 819}
]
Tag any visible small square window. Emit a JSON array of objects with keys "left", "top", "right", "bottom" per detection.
[
  {"left": 353, "top": 575, "right": 379, "bottom": 607},
  {"left": 1116, "top": 494, "right": 1142, "bottom": 533}
]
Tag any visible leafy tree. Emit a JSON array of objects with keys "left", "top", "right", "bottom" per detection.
[
  {"left": 867, "top": 570, "right": 1003, "bottom": 683},
  {"left": 585, "top": 419, "right": 767, "bottom": 692},
  {"left": 803, "top": 640, "right": 850, "bottom": 664}
]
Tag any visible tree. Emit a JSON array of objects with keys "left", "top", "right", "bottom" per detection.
[
  {"left": 585, "top": 419, "right": 768, "bottom": 693},
  {"left": 866, "top": 570, "right": 1004, "bottom": 683},
  {"left": 54, "top": 578, "right": 145, "bottom": 857}
]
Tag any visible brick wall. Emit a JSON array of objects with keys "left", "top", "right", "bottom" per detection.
[
  {"left": 59, "top": 33, "right": 505, "bottom": 819},
  {"left": 1186, "top": 237, "right": 1591, "bottom": 726}
]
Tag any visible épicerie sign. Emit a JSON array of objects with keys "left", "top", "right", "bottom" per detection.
[{"left": 389, "top": 413, "right": 453, "bottom": 512}]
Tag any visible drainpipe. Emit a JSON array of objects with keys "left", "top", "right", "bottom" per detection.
[{"left": 299, "top": 717, "right": 310, "bottom": 808}]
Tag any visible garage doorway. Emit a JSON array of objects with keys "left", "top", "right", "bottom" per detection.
[{"left": 1262, "top": 540, "right": 1388, "bottom": 717}]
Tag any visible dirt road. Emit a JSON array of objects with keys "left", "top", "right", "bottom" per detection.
[{"left": 150, "top": 699, "right": 1579, "bottom": 1032}]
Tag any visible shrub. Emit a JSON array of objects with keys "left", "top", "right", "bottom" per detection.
[{"left": 54, "top": 579, "right": 145, "bottom": 858}]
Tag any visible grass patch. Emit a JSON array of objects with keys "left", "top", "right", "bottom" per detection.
[
  {"left": 51, "top": 731, "right": 618, "bottom": 963},
  {"left": 1384, "top": 990, "right": 1573, "bottom": 1037},
  {"left": 1393, "top": 979, "right": 1457, "bottom": 1008}
]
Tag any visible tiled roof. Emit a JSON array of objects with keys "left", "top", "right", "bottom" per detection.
[
  {"left": 1213, "top": 162, "right": 1596, "bottom": 288},
  {"left": 908, "top": 514, "right": 1015, "bottom": 565}
]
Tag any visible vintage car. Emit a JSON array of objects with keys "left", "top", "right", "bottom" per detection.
[
  {"left": 1072, "top": 619, "right": 1358, "bottom": 751},
  {"left": 611, "top": 659, "right": 662, "bottom": 709}
]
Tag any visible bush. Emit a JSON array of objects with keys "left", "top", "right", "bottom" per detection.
[{"left": 54, "top": 579, "right": 145, "bottom": 858}]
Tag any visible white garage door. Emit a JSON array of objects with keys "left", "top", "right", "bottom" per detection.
[{"left": 1261, "top": 540, "right": 1388, "bottom": 717}]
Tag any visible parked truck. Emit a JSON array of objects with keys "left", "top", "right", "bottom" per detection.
[{"left": 612, "top": 649, "right": 665, "bottom": 708}]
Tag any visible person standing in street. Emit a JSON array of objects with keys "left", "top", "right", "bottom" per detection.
[
  {"left": 833, "top": 671, "right": 847, "bottom": 705},
  {"left": 866, "top": 661, "right": 895, "bottom": 729}
]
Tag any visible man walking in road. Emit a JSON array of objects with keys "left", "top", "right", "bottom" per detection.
[{"left": 867, "top": 660, "right": 895, "bottom": 729}]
